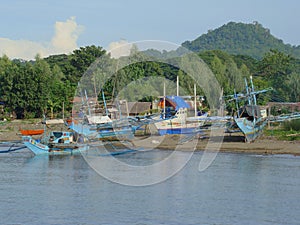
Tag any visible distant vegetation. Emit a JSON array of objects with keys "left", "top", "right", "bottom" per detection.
[
  {"left": 0, "top": 22, "right": 300, "bottom": 119},
  {"left": 182, "top": 21, "right": 300, "bottom": 59}
]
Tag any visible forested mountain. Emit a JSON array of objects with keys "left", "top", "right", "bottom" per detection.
[{"left": 182, "top": 22, "right": 300, "bottom": 59}]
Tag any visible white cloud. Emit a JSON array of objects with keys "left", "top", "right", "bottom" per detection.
[
  {"left": 107, "top": 40, "right": 133, "bottom": 59},
  {"left": 51, "top": 16, "right": 84, "bottom": 53},
  {"left": 0, "top": 17, "right": 84, "bottom": 60}
]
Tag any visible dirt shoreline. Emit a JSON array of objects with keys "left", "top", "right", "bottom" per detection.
[
  {"left": 132, "top": 134, "right": 300, "bottom": 156},
  {"left": 1, "top": 119, "right": 299, "bottom": 156}
]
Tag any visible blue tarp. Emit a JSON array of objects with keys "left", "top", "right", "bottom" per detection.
[{"left": 166, "top": 96, "right": 190, "bottom": 110}]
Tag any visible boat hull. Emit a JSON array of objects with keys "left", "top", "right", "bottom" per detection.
[
  {"left": 22, "top": 136, "right": 87, "bottom": 155},
  {"left": 69, "top": 122, "right": 134, "bottom": 141},
  {"left": 157, "top": 127, "right": 200, "bottom": 135},
  {"left": 20, "top": 129, "right": 44, "bottom": 136},
  {"left": 234, "top": 118, "right": 267, "bottom": 143},
  {"left": 22, "top": 131, "right": 138, "bottom": 156},
  {"left": 155, "top": 119, "right": 202, "bottom": 136}
]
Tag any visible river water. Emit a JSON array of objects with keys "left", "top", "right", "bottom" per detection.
[{"left": 1, "top": 148, "right": 300, "bottom": 225}]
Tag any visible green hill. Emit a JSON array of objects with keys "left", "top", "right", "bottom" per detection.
[{"left": 182, "top": 21, "right": 300, "bottom": 59}]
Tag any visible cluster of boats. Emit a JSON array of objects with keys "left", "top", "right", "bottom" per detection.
[{"left": 13, "top": 76, "right": 300, "bottom": 156}]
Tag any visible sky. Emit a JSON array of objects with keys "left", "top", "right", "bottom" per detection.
[{"left": 1, "top": 0, "right": 300, "bottom": 60}]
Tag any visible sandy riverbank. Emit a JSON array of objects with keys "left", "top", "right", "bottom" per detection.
[
  {"left": 131, "top": 134, "right": 300, "bottom": 156},
  {"left": 0, "top": 119, "right": 65, "bottom": 142},
  {"left": 1, "top": 119, "right": 299, "bottom": 156}
]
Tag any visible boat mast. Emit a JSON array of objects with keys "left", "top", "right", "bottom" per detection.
[
  {"left": 102, "top": 89, "right": 109, "bottom": 116},
  {"left": 176, "top": 76, "right": 179, "bottom": 96},
  {"left": 234, "top": 89, "right": 240, "bottom": 117},
  {"left": 85, "top": 90, "right": 91, "bottom": 116},
  {"left": 194, "top": 83, "right": 197, "bottom": 117},
  {"left": 163, "top": 82, "right": 166, "bottom": 119},
  {"left": 250, "top": 76, "right": 257, "bottom": 123},
  {"left": 244, "top": 78, "right": 251, "bottom": 105},
  {"left": 250, "top": 76, "right": 257, "bottom": 105}
]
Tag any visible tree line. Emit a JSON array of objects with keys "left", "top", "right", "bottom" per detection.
[{"left": 0, "top": 45, "right": 299, "bottom": 119}]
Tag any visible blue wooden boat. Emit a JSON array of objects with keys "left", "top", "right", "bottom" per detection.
[
  {"left": 234, "top": 114, "right": 268, "bottom": 143},
  {"left": 22, "top": 131, "right": 87, "bottom": 155},
  {"left": 22, "top": 128, "right": 141, "bottom": 156},
  {"left": 68, "top": 116, "right": 135, "bottom": 141},
  {"left": 231, "top": 76, "right": 271, "bottom": 142},
  {"left": 154, "top": 96, "right": 207, "bottom": 135}
]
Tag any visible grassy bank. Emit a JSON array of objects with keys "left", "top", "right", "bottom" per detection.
[{"left": 264, "top": 119, "right": 300, "bottom": 141}]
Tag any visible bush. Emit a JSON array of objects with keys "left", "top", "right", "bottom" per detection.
[
  {"left": 283, "top": 119, "right": 300, "bottom": 131},
  {"left": 24, "top": 111, "right": 36, "bottom": 119}
]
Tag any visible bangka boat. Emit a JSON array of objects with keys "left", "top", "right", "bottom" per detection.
[
  {"left": 234, "top": 105, "right": 268, "bottom": 142},
  {"left": 230, "top": 76, "right": 271, "bottom": 142},
  {"left": 68, "top": 115, "right": 135, "bottom": 141},
  {"left": 22, "top": 131, "right": 86, "bottom": 155},
  {"left": 22, "top": 133, "right": 140, "bottom": 156},
  {"left": 154, "top": 96, "right": 207, "bottom": 135}
]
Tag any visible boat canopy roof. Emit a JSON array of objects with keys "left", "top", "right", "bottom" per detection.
[
  {"left": 240, "top": 105, "right": 261, "bottom": 118},
  {"left": 45, "top": 119, "right": 65, "bottom": 124},
  {"left": 85, "top": 115, "right": 112, "bottom": 124},
  {"left": 159, "top": 96, "right": 191, "bottom": 111}
]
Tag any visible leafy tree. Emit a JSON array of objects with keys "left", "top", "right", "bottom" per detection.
[
  {"left": 32, "top": 55, "right": 52, "bottom": 117},
  {"left": 0, "top": 55, "right": 15, "bottom": 106},
  {"left": 70, "top": 45, "right": 106, "bottom": 84},
  {"left": 257, "top": 49, "right": 293, "bottom": 101},
  {"left": 210, "top": 56, "right": 228, "bottom": 91},
  {"left": 286, "top": 72, "right": 300, "bottom": 102}
]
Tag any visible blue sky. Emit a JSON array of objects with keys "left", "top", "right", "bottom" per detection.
[{"left": 1, "top": 0, "right": 300, "bottom": 59}]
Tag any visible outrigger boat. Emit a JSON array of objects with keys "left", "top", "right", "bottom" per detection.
[
  {"left": 20, "top": 118, "right": 88, "bottom": 155},
  {"left": 22, "top": 131, "right": 87, "bottom": 155},
  {"left": 228, "top": 76, "right": 272, "bottom": 142},
  {"left": 21, "top": 115, "right": 142, "bottom": 156},
  {"left": 154, "top": 95, "right": 207, "bottom": 135},
  {"left": 22, "top": 131, "right": 139, "bottom": 156},
  {"left": 69, "top": 88, "right": 162, "bottom": 141},
  {"left": 68, "top": 115, "right": 135, "bottom": 141}
]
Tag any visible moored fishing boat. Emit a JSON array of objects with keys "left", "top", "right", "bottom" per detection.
[
  {"left": 68, "top": 115, "right": 135, "bottom": 141},
  {"left": 234, "top": 106, "right": 268, "bottom": 142},
  {"left": 154, "top": 96, "right": 207, "bottom": 135},
  {"left": 22, "top": 131, "right": 87, "bottom": 155},
  {"left": 230, "top": 76, "right": 271, "bottom": 142},
  {"left": 22, "top": 126, "right": 140, "bottom": 156}
]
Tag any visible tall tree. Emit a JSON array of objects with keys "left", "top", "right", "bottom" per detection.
[
  {"left": 286, "top": 72, "right": 300, "bottom": 102},
  {"left": 70, "top": 45, "right": 106, "bottom": 84},
  {"left": 257, "top": 49, "right": 293, "bottom": 101},
  {"left": 0, "top": 55, "right": 15, "bottom": 105},
  {"left": 33, "top": 55, "right": 52, "bottom": 117}
]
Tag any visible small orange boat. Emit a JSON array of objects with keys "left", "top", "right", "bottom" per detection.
[{"left": 20, "top": 129, "right": 44, "bottom": 136}]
